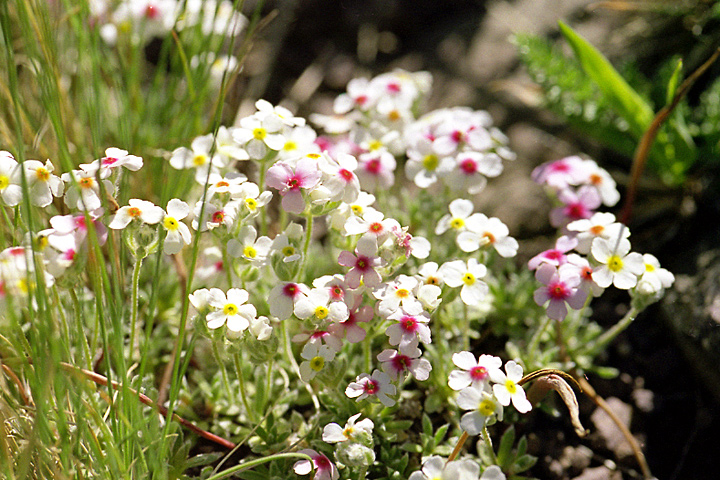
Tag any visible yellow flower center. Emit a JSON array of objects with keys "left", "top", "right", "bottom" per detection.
[
  {"left": 310, "top": 356, "right": 325, "bottom": 372},
  {"left": 395, "top": 288, "right": 410, "bottom": 298},
  {"left": 283, "top": 141, "right": 297, "bottom": 151},
  {"left": 342, "top": 426, "right": 354, "bottom": 439},
  {"left": 450, "top": 218, "right": 465, "bottom": 230},
  {"left": 306, "top": 153, "right": 321, "bottom": 159},
  {"left": 223, "top": 303, "right": 238, "bottom": 316},
  {"left": 243, "top": 245, "right": 257, "bottom": 258},
  {"left": 193, "top": 154, "right": 207, "bottom": 166},
  {"left": 314, "top": 305, "right": 329, "bottom": 319},
  {"left": 36, "top": 235, "right": 49, "bottom": 251},
  {"left": 79, "top": 177, "right": 94, "bottom": 189},
  {"left": 505, "top": 379, "right": 517, "bottom": 394},
  {"left": 422, "top": 154, "right": 439, "bottom": 171},
  {"left": 368, "top": 140, "right": 383, "bottom": 151},
  {"left": 607, "top": 255, "right": 624, "bottom": 272},
  {"left": 35, "top": 167, "right": 50, "bottom": 182},
  {"left": 351, "top": 205, "right": 363, "bottom": 215},
  {"left": 479, "top": 399, "right": 496, "bottom": 416},
  {"left": 645, "top": 263, "right": 655, "bottom": 272},
  {"left": 462, "top": 273, "right": 475, "bottom": 285},
  {"left": 253, "top": 128, "right": 267, "bottom": 140},
  {"left": 0, "top": 175, "right": 8, "bottom": 189},
  {"left": 426, "top": 276, "right": 440, "bottom": 286},
  {"left": 388, "top": 109, "right": 401, "bottom": 121},
  {"left": 163, "top": 216, "right": 179, "bottom": 231},
  {"left": 282, "top": 246, "right": 295, "bottom": 257},
  {"left": 245, "top": 198, "right": 258, "bottom": 210}
]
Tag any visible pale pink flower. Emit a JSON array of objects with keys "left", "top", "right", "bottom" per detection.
[
  {"left": 448, "top": 352, "right": 502, "bottom": 391},
  {"left": 527, "top": 235, "right": 578, "bottom": 270},
  {"left": 377, "top": 347, "right": 431, "bottom": 381},
  {"left": 337, "top": 235, "right": 383, "bottom": 289},
  {"left": 266, "top": 157, "right": 322, "bottom": 214},
  {"left": 533, "top": 263, "right": 586, "bottom": 321},
  {"left": 385, "top": 309, "right": 432, "bottom": 352},
  {"left": 293, "top": 449, "right": 339, "bottom": 480},
  {"left": 345, "top": 369, "right": 396, "bottom": 407}
]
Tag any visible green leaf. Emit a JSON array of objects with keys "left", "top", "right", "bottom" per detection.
[
  {"left": 496, "top": 425, "right": 516, "bottom": 468},
  {"left": 666, "top": 58, "right": 683, "bottom": 104},
  {"left": 512, "top": 454, "right": 538, "bottom": 473},
  {"left": 422, "top": 413, "right": 433, "bottom": 437},
  {"left": 558, "top": 21, "right": 654, "bottom": 137},
  {"left": 433, "top": 424, "right": 450, "bottom": 446}
]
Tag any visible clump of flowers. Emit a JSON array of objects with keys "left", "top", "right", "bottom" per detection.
[{"left": 0, "top": 64, "right": 676, "bottom": 480}]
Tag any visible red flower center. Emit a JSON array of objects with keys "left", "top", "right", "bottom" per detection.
[
  {"left": 548, "top": 281, "right": 569, "bottom": 300},
  {"left": 339, "top": 168, "right": 354, "bottom": 181},
  {"left": 470, "top": 366, "right": 488, "bottom": 381},
  {"left": 364, "top": 379, "right": 379, "bottom": 394},
  {"left": 400, "top": 316, "right": 418, "bottom": 332},
  {"left": 459, "top": 158, "right": 477, "bottom": 174},
  {"left": 283, "top": 283, "right": 299, "bottom": 297},
  {"left": 365, "top": 159, "right": 381, "bottom": 174}
]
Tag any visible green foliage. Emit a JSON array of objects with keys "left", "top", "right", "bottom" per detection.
[{"left": 514, "top": 21, "right": 719, "bottom": 185}]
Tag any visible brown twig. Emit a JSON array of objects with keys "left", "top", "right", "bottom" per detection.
[
  {"left": 620, "top": 48, "right": 720, "bottom": 225},
  {"left": 1, "top": 363, "right": 31, "bottom": 406},
  {"left": 59, "top": 362, "right": 236, "bottom": 450}
]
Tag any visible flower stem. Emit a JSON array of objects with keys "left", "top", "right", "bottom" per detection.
[
  {"left": 211, "top": 339, "right": 233, "bottom": 398},
  {"left": 448, "top": 431, "right": 468, "bottom": 462},
  {"left": 222, "top": 244, "right": 234, "bottom": 289},
  {"left": 482, "top": 425, "right": 498, "bottom": 464},
  {"left": 129, "top": 255, "right": 143, "bottom": 362},
  {"left": 233, "top": 351, "right": 255, "bottom": 422},
  {"left": 527, "top": 315, "right": 553, "bottom": 364},
  {"left": 299, "top": 212, "right": 313, "bottom": 278},
  {"left": 587, "top": 307, "right": 638, "bottom": 357},
  {"left": 282, "top": 320, "right": 320, "bottom": 411}
]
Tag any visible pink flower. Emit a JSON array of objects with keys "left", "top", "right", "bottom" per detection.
[
  {"left": 549, "top": 186, "right": 601, "bottom": 229},
  {"left": 527, "top": 235, "right": 578, "bottom": 270},
  {"left": 328, "top": 295, "right": 371, "bottom": 343},
  {"left": 293, "top": 449, "right": 339, "bottom": 480},
  {"left": 356, "top": 150, "right": 396, "bottom": 192},
  {"left": 345, "top": 369, "right": 397, "bottom": 407},
  {"left": 377, "top": 347, "right": 432, "bottom": 381},
  {"left": 337, "top": 235, "right": 383, "bottom": 289},
  {"left": 533, "top": 263, "right": 586, "bottom": 321},
  {"left": 385, "top": 309, "right": 432, "bottom": 352},
  {"left": 531, "top": 156, "right": 593, "bottom": 191},
  {"left": 266, "top": 157, "right": 322, "bottom": 214}
]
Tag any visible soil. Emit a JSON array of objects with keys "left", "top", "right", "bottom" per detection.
[{"left": 232, "top": 1, "right": 720, "bottom": 478}]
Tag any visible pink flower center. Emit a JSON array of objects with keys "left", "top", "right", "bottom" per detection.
[
  {"left": 74, "top": 216, "right": 87, "bottom": 230},
  {"left": 63, "top": 249, "right": 76, "bottom": 261},
  {"left": 339, "top": 168, "right": 354, "bottom": 181},
  {"left": 363, "top": 379, "right": 379, "bottom": 394},
  {"left": 9, "top": 247, "right": 25, "bottom": 257},
  {"left": 211, "top": 211, "right": 225, "bottom": 223},
  {"left": 355, "top": 256, "right": 370, "bottom": 271},
  {"left": 391, "top": 354, "right": 411, "bottom": 372},
  {"left": 386, "top": 82, "right": 401, "bottom": 93},
  {"left": 102, "top": 157, "right": 118, "bottom": 166},
  {"left": 355, "top": 95, "right": 368, "bottom": 105},
  {"left": 400, "top": 316, "right": 418, "bottom": 333},
  {"left": 283, "top": 283, "right": 299, "bottom": 298},
  {"left": 566, "top": 203, "right": 588, "bottom": 220},
  {"left": 452, "top": 130, "right": 464, "bottom": 143},
  {"left": 470, "top": 366, "right": 488, "bottom": 381},
  {"left": 287, "top": 176, "right": 301, "bottom": 190},
  {"left": 214, "top": 260, "right": 224, "bottom": 271},
  {"left": 544, "top": 250, "right": 563, "bottom": 261},
  {"left": 459, "top": 158, "right": 477, "bottom": 174},
  {"left": 365, "top": 159, "right": 381, "bottom": 174},
  {"left": 549, "top": 161, "right": 570, "bottom": 172},
  {"left": 314, "top": 455, "right": 331, "bottom": 470},
  {"left": 330, "top": 285, "right": 344, "bottom": 300},
  {"left": 145, "top": 5, "right": 159, "bottom": 18},
  {"left": 311, "top": 331, "right": 329, "bottom": 340},
  {"left": 548, "top": 281, "right": 569, "bottom": 300}
]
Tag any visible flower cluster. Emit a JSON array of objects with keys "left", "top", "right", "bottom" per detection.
[{"left": 530, "top": 157, "right": 674, "bottom": 320}]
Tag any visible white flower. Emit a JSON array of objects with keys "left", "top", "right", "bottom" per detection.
[
  {"left": 169, "top": 134, "right": 226, "bottom": 182},
  {"left": 299, "top": 342, "right": 336, "bottom": 382},
  {"left": 162, "top": 199, "right": 192, "bottom": 254},
  {"left": 457, "top": 385, "right": 504, "bottom": 435},
  {"left": 409, "top": 456, "right": 481, "bottom": 480},
  {"left": 232, "top": 181, "right": 272, "bottom": 217},
  {"left": 294, "top": 287, "right": 349, "bottom": 324},
  {"left": 206, "top": 287, "right": 257, "bottom": 332},
  {"left": 439, "top": 258, "right": 489, "bottom": 306},
  {"left": 373, "top": 274, "right": 422, "bottom": 317},
  {"left": 61, "top": 169, "right": 114, "bottom": 211},
  {"left": 458, "top": 214, "right": 518, "bottom": 258},
  {"left": 227, "top": 225, "right": 272, "bottom": 267},
  {"left": 567, "top": 212, "right": 628, "bottom": 254},
  {"left": 109, "top": 199, "right": 164, "bottom": 229},
  {"left": 436, "top": 198, "right": 475, "bottom": 235},
  {"left": 591, "top": 237, "right": 645, "bottom": 289},
  {"left": 80, "top": 147, "right": 143, "bottom": 179},
  {"left": 490, "top": 360, "right": 532, "bottom": 413},
  {"left": 636, "top": 253, "right": 674, "bottom": 295},
  {"left": 22, "top": 159, "right": 63, "bottom": 207},
  {"left": 0, "top": 152, "right": 22, "bottom": 206},
  {"left": 323, "top": 413, "right": 374, "bottom": 444}
]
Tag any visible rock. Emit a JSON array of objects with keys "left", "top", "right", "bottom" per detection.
[
  {"left": 589, "top": 397, "right": 634, "bottom": 460},
  {"left": 571, "top": 465, "right": 622, "bottom": 480}
]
